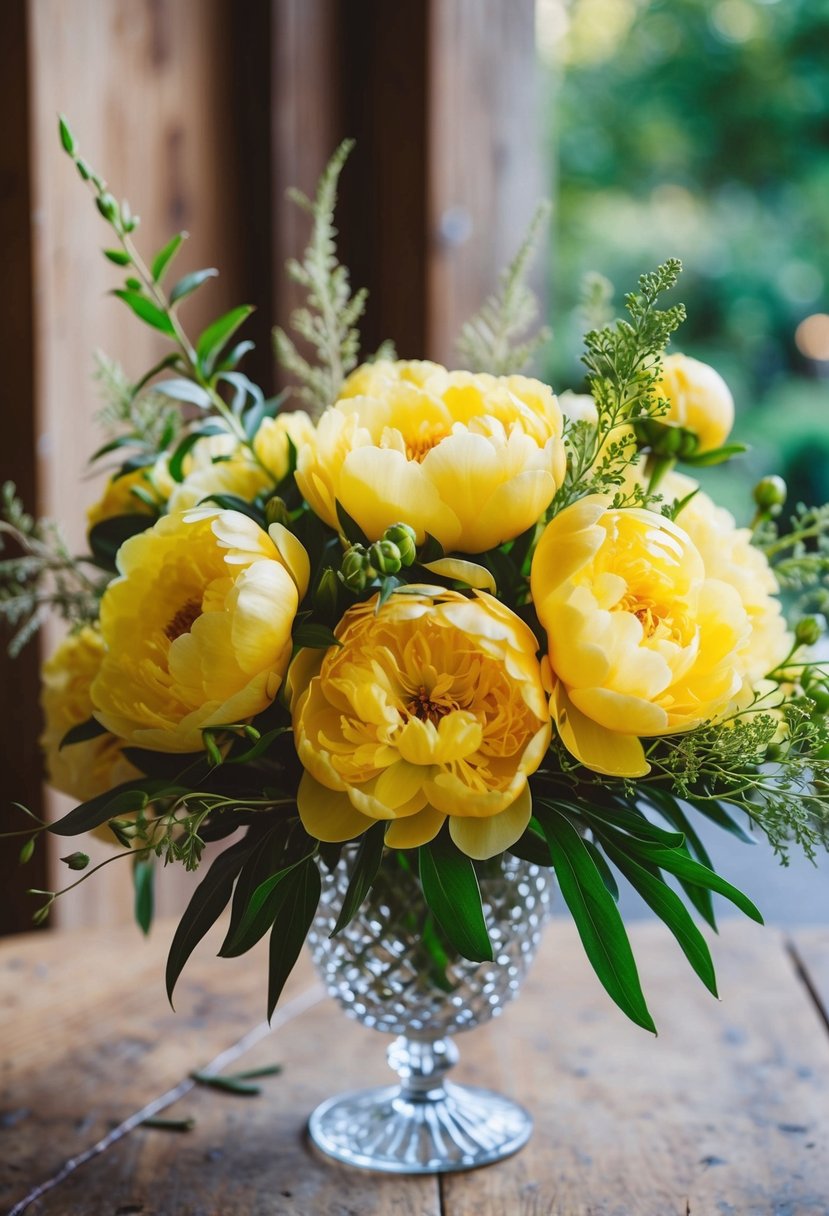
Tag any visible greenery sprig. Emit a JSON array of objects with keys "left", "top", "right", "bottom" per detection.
[
  {"left": 456, "top": 202, "right": 552, "bottom": 375},
  {"left": 273, "top": 140, "right": 368, "bottom": 416}
]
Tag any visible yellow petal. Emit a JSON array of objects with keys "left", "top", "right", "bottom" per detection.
[
  {"left": 268, "top": 522, "right": 311, "bottom": 600},
  {"left": 385, "top": 805, "right": 446, "bottom": 849},
  {"left": 552, "top": 682, "right": 650, "bottom": 778},
  {"left": 421, "top": 557, "right": 496, "bottom": 593},
  {"left": 297, "top": 772, "right": 374, "bottom": 841},
  {"left": 448, "top": 785, "right": 532, "bottom": 860}
]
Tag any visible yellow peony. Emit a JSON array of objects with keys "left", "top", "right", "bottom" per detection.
[
  {"left": 340, "top": 359, "right": 444, "bottom": 398},
  {"left": 291, "top": 587, "right": 551, "bottom": 860},
  {"left": 87, "top": 459, "right": 170, "bottom": 530},
  {"left": 252, "top": 410, "right": 316, "bottom": 480},
  {"left": 531, "top": 497, "right": 750, "bottom": 777},
  {"left": 167, "top": 433, "right": 273, "bottom": 515},
  {"left": 91, "top": 510, "right": 309, "bottom": 752},
  {"left": 665, "top": 473, "right": 791, "bottom": 705},
  {"left": 655, "top": 353, "right": 735, "bottom": 454},
  {"left": 295, "top": 361, "right": 566, "bottom": 554},
  {"left": 40, "top": 627, "right": 139, "bottom": 804}
]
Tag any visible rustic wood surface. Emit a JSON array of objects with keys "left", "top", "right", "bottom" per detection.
[{"left": 1, "top": 920, "right": 827, "bottom": 1215}]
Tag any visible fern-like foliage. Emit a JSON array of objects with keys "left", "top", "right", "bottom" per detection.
[
  {"left": 0, "top": 483, "right": 104, "bottom": 655},
  {"left": 552, "top": 259, "right": 686, "bottom": 515},
  {"left": 93, "top": 351, "right": 179, "bottom": 448},
  {"left": 273, "top": 140, "right": 367, "bottom": 417},
  {"left": 456, "top": 201, "right": 552, "bottom": 376}
]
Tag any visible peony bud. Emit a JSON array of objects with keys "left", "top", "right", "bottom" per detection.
[
  {"left": 264, "top": 496, "right": 291, "bottom": 528},
  {"left": 383, "top": 523, "right": 418, "bottom": 567},
  {"left": 753, "top": 475, "right": 787, "bottom": 512},
  {"left": 795, "top": 616, "right": 823, "bottom": 648},
  {"left": 368, "top": 539, "right": 402, "bottom": 576},
  {"left": 340, "top": 545, "right": 374, "bottom": 593},
  {"left": 313, "top": 566, "right": 339, "bottom": 618}
]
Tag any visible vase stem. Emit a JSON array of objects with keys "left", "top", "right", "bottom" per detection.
[{"left": 388, "top": 1034, "right": 459, "bottom": 1102}]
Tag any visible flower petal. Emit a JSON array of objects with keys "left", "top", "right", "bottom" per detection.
[
  {"left": 449, "top": 784, "right": 532, "bottom": 860},
  {"left": 551, "top": 681, "right": 650, "bottom": 778},
  {"left": 297, "top": 772, "right": 374, "bottom": 841},
  {"left": 384, "top": 805, "right": 446, "bottom": 849}
]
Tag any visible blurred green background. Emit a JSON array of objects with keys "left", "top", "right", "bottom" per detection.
[{"left": 539, "top": 0, "right": 829, "bottom": 517}]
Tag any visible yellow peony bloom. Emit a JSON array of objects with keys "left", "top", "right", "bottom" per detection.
[
  {"left": 295, "top": 361, "right": 566, "bottom": 554},
  {"left": 530, "top": 497, "right": 750, "bottom": 777},
  {"left": 167, "top": 432, "right": 274, "bottom": 515},
  {"left": 340, "top": 359, "right": 444, "bottom": 398},
  {"left": 40, "top": 627, "right": 139, "bottom": 804},
  {"left": 291, "top": 587, "right": 551, "bottom": 860},
  {"left": 91, "top": 510, "right": 308, "bottom": 752},
  {"left": 252, "top": 410, "right": 316, "bottom": 480},
  {"left": 87, "top": 459, "right": 170, "bottom": 530},
  {"left": 665, "top": 472, "right": 791, "bottom": 706},
  {"left": 655, "top": 353, "right": 735, "bottom": 454}
]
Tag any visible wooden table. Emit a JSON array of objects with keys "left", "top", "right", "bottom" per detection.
[{"left": 1, "top": 918, "right": 827, "bottom": 1216}]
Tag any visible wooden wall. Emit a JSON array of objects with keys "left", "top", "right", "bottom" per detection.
[{"left": 0, "top": 0, "right": 543, "bottom": 933}]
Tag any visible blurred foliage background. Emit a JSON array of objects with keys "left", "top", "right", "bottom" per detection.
[{"left": 538, "top": 0, "right": 829, "bottom": 516}]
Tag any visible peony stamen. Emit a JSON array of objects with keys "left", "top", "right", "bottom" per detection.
[{"left": 165, "top": 597, "right": 203, "bottom": 642}]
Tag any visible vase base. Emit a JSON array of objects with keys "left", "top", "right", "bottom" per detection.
[{"left": 308, "top": 1080, "right": 533, "bottom": 1174}]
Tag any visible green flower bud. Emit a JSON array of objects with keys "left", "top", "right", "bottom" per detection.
[
  {"left": 264, "top": 496, "right": 291, "bottom": 528},
  {"left": 753, "top": 475, "right": 787, "bottom": 511},
  {"left": 95, "top": 191, "right": 119, "bottom": 224},
  {"left": 313, "top": 566, "right": 339, "bottom": 617},
  {"left": 340, "top": 545, "right": 372, "bottom": 593},
  {"left": 383, "top": 523, "right": 418, "bottom": 566},
  {"left": 369, "top": 539, "right": 402, "bottom": 576},
  {"left": 677, "top": 430, "right": 700, "bottom": 460},
  {"left": 61, "top": 851, "right": 90, "bottom": 871},
  {"left": 795, "top": 615, "right": 824, "bottom": 648}
]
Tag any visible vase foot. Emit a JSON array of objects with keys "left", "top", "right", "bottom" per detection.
[{"left": 308, "top": 1080, "right": 533, "bottom": 1174}]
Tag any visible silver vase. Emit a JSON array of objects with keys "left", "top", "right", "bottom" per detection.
[{"left": 306, "top": 849, "right": 553, "bottom": 1174}]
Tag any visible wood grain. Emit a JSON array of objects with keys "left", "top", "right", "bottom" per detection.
[
  {"left": 3, "top": 920, "right": 828, "bottom": 1214},
  {"left": 788, "top": 927, "right": 829, "bottom": 1028},
  {"left": 26, "top": 0, "right": 250, "bottom": 930},
  {"left": 427, "top": 0, "right": 546, "bottom": 366}
]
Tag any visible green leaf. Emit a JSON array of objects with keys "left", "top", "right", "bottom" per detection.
[
  {"left": 603, "top": 841, "right": 718, "bottom": 997},
  {"left": 196, "top": 305, "right": 254, "bottom": 376},
  {"left": 292, "top": 622, "right": 341, "bottom": 650},
  {"left": 267, "top": 858, "right": 321, "bottom": 1019},
  {"left": 419, "top": 834, "right": 493, "bottom": 963},
  {"left": 225, "top": 727, "right": 290, "bottom": 766},
  {"left": 220, "top": 828, "right": 285, "bottom": 954},
  {"left": 218, "top": 339, "right": 256, "bottom": 374},
  {"left": 335, "top": 499, "right": 369, "bottom": 546},
  {"left": 536, "top": 807, "right": 656, "bottom": 1033},
  {"left": 189, "top": 1072, "right": 261, "bottom": 1096},
  {"left": 167, "top": 423, "right": 226, "bottom": 482},
  {"left": 641, "top": 789, "right": 717, "bottom": 929},
  {"left": 19, "top": 837, "right": 36, "bottom": 865},
  {"left": 508, "top": 818, "right": 553, "bottom": 866},
  {"left": 133, "top": 857, "right": 155, "bottom": 936},
  {"left": 165, "top": 839, "right": 251, "bottom": 1004},
  {"left": 60, "top": 716, "right": 108, "bottom": 750},
  {"left": 219, "top": 852, "right": 315, "bottom": 958},
  {"left": 583, "top": 838, "right": 620, "bottom": 902},
  {"left": 151, "top": 232, "right": 186, "bottom": 283},
  {"left": 154, "top": 378, "right": 212, "bottom": 408},
  {"left": 683, "top": 442, "right": 749, "bottom": 468},
  {"left": 104, "top": 248, "right": 132, "bottom": 267},
  {"left": 112, "top": 289, "right": 176, "bottom": 337},
  {"left": 331, "top": 824, "right": 385, "bottom": 935},
  {"left": 58, "top": 114, "right": 76, "bottom": 154},
  {"left": 169, "top": 267, "right": 219, "bottom": 306},
  {"left": 625, "top": 841, "right": 764, "bottom": 924},
  {"left": 88, "top": 513, "right": 154, "bottom": 570},
  {"left": 49, "top": 779, "right": 170, "bottom": 837},
  {"left": 579, "top": 802, "right": 684, "bottom": 848},
  {"left": 89, "top": 434, "right": 143, "bottom": 462}
]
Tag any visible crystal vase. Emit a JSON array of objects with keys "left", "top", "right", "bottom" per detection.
[{"left": 306, "top": 850, "right": 553, "bottom": 1174}]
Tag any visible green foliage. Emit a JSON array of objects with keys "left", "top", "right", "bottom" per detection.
[
  {"left": 0, "top": 482, "right": 103, "bottom": 654},
  {"left": 456, "top": 202, "right": 552, "bottom": 375},
  {"left": 551, "top": 259, "right": 685, "bottom": 515},
  {"left": 273, "top": 140, "right": 368, "bottom": 416},
  {"left": 418, "top": 833, "right": 493, "bottom": 963}
]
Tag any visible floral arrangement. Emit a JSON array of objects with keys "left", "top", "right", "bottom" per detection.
[{"left": 3, "top": 121, "right": 829, "bottom": 1036}]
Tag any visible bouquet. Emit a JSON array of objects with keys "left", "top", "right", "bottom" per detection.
[{"left": 3, "top": 120, "right": 829, "bottom": 1048}]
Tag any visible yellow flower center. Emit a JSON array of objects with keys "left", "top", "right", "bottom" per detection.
[
  {"left": 407, "top": 684, "right": 455, "bottom": 725},
  {"left": 164, "top": 597, "right": 203, "bottom": 642},
  {"left": 400, "top": 421, "right": 449, "bottom": 463}
]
